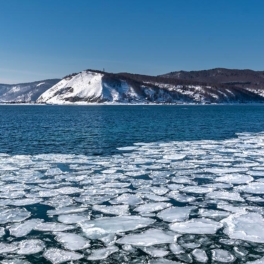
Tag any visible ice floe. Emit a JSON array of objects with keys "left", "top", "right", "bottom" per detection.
[
  {"left": 43, "top": 248, "right": 83, "bottom": 264},
  {"left": 157, "top": 206, "right": 196, "bottom": 222},
  {"left": 17, "top": 239, "right": 45, "bottom": 255},
  {"left": 170, "top": 218, "right": 223, "bottom": 234},
  {"left": 87, "top": 245, "right": 119, "bottom": 260}
]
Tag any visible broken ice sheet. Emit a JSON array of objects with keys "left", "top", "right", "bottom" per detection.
[
  {"left": 0, "top": 259, "right": 31, "bottom": 264},
  {"left": 211, "top": 249, "right": 236, "bottom": 263},
  {"left": 0, "top": 208, "right": 31, "bottom": 224},
  {"left": 116, "top": 229, "right": 179, "bottom": 246},
  {"left": 198, "top": 209, "right": 230, "bottom": 221},
  {"left": 17, "top": 239, "right": 45, "bottom": 255},
  {"left": 140, "top": 246, "right": 169, "bottom": 257},
  {"left": 206, "top": 191, "right": 244, "bottom": 202},
  {"left": 54, "top": 232, "right": 90, "bottom": 251},
  {"left": 215, "top": 174, "right": 253, "bottom": 184},
  {"left": 134, "top": 202, "right": 171, "bottom": 213},
  {"left": 79, "top": 215, "right": 155, "bottom": 239},
  {"left": 221, "top": 212, "right": 264, "bottom": 243},
  {"left": 87, "top": 246, "right": 118, "bottom": 260},
  {"left": 157, "top": 206, "right": 196, "bottom": 222},
  {"left": 34, "top": 222, "right": 75, "bottom": 232},
  {"left": 170, "top": 218, "right": 223, "bottom": 234},
  {"left": 43, "top": 248, "right": 83, "bottom": 264},
  {"left": 57, "top": 214, "right": 88, "bottom": 224},
  {"left": 109, "top": 193, "right": 143, "bottom": 205},
  {"left": 0, "top": 242, "right": 18, "bottom": 253},
  {"left": 47, "top": 206, "right": 88, "bottom": 216},
  {"left": 92, "top": 204, "right": 129, "bottom": 215},
  {"left": 148, "top": 258, "right": 181, "bottom": 264},
  {"left": 192, "top": 248, "right": 208, "bottom": 263},
  {"left": 10, "top": 219, "right": 43, "bottom": 237}
]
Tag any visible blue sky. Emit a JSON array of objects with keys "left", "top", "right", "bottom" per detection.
[{"left": 0, "top": 0, "right": 263, "bottom": 83}]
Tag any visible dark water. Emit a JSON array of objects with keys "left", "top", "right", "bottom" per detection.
[{"left": 1, "top": 105, "right": 264, "bottom": 155}]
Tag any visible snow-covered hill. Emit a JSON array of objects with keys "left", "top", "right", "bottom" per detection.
[
  {"left": 37, "top": 70, "right": 264, "bottom": 104},
  {"left": 0, "top": 79, "right": 60, "bottom": 103}
]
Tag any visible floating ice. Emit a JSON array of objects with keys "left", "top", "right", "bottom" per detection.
[
  {"left": 141, "top": 246, "right": 169, "bottom": 257},
  {"left": 43, "top": 248, "right": 83, "bottom": 264},
  {"left": 157, "top": 206, "right": 196, "bottom": 222},
  {"left": 35, "top": 222, "right": 75, "bottom": 232},
  {"left": 143, "top": 193, "right": 170, "bottom": 202},
  {"left": 47, "top": 206, "right": 88, "bottom": 216},
  {"left": 148, "top": 259, "right": 181, "bottom": 264},
  {"left": 0, "top": 242, "right": 18, "bottom": 253},
  {"left": 206, "top": 191, "right": 244, "bottom": 202},
  {"left": 0, "top": 259, "right": 31, "bottom": 264},
  {"left": 54, "top": 232, "right": 90, "bottom": 251},
  {"left": 238, "top": 182, "right": 264, "bottom": 194},
  {"left": 17, "top": 239, "right": 45, "bottom": 255},
  {"left": 92, "top": 205, "right": 129, "bottom": 215},
  {"left": 169, "top": 243, "right": 184, "bottom": 254},
  {"left": 5, "top": 198, "right": 42, "bottom": 206},
  {"left": 110, "top": 193, "right": 143, "bottom": 205},
  {"left": 10, "top": 219, "right": 43, "bottom": 237},
  {"left": 247, "top": 257, "right": 264, "bottom": 263},
  {"left": 211, "top": 249, "right": 236, "bottom": 263},
  {"left": 57, "top": 214, "right": 88, "bottom": 224},
  {"left": 180, "top": 186, "right": 213, "bottom": 194},
  {"left": 87, "top": 246, "right": 119, "bottom": 260},
  {"left": 192, "top": 249, "right": 208, "bottom": 263},
  {"left": 79, "top": 216, "right": 155, "bottom": 239},
  {"left": 56, "top": 187, "right": 83, "bottom": 195},
  {"left": 221, "top": 213, "right": 264, "bottom": 243},
  {"left": 117, "top": 146, "right": 138, "bottom": 151},
  {"left": 0, "top": 208, "right": 31, "bottom": 224},
  {"left": 170, "top": 218, "right": 223, "bottom": 234},
  {"left": 134, "top": 202, "right": 171, "bottom": 213},
  {"left": 163, "top": 154, "right": 186, "bottom": 160},
  {"left": 0, "top": 227, "right": 5, "bottom": 237},
  {"left": 215, "top": 174, "right": 253, "bottom": 184},
  {"left": 198, "top": 209, "right": 230, "bottom": 221},
  {"left": 117, "top": 229, "right": 178, "bottom": 246},
  {"left": 167, "top": 191, "right": 196, "bottom": 203}
]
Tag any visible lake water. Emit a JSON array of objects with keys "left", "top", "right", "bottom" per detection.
[{"left": 1, "top": 105, "right": 264, "bottom": 263}]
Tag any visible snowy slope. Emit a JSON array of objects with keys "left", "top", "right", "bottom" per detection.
[
  {"left": 37, "top": 70, "right": 264, "bottom": 104},
  {"left": 37, "top": 71, "right": 180, "bottom": 104},
  {"left": 0, "top": 79, "right": 60, "bottom": 103}
]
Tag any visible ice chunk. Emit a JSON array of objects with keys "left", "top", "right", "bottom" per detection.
[
  {"left": 110, "top": 193, "right": 143, "bottom": 205},
  {"left": 35, "top": 222, "right": 75, "bottom": 232},
  {"left": 79, "top": 216, "right": 155, "bottom": 239},
  {"left": 215, "top": 174, "right": 253, "bottom": 184},
  {"left": 169, "top": 243, "right": 185, "bottom": 254},
  {"left": 45, "top": 168, "right": 63, "bottom": 176},
  {"left": 157, "top": 206, "right": 196, "bottom": 222},
  {"left": 163, "top": 154, "right": 186, "bottom": 160},
  {"left": 55, "top": 187, "right": 83, "bottom": 195},
  {"left": 192, "top": 249, "right": 208, "bottom": 263},
  {"left": 238, "top": 182, "right": 264, "bottom": 194},
  {"left": 92, "top": 205, "right": 129, "bottom": 215},
  {"left": 54, "top": 232, "right": 90, "bottom": 251},
  {"left": 143, "top": 193, "right": 170, "bottom": 202},
  {"left": 0, "top": 242, "right": 18, "bottom": 253},
  {"left": 117, "top": 146, "right": 138, "bottom": 151},
  {"left": 10, "top": 219, "right": 43, "bottom": 237},
  {"left": 150, "top": 186, "right": 169, "bottom": 195},
  {"left": 58, "top": 214, "right": 88, "bottom": 224},
  {"left": 180, "top": 186, "right": 214, "bottom": 194},
  {"left": 116, "top": 229, "right": 178, "bottom": 246},
  {"left": 43, "top": 248, "right": 83, "bottom": 264},
  {"left": 167, "top": 191, "right": 196, "bottom": 203},
  {"left": 141, "top": 246, "right": 169, "bottom": 257},
  {"left": 198, "top": 209, "right": 230, "bottom": 221},
  {"left": 0, "top": 208, "right": 31, "bottom": 224},
  {"left": 211, "top": 249, "right": 236, "bottom": 263},
  {"left": 0, "top": 259, "right": 31, "bottom": 264},
  {"left": 17, "top": 239, "right": 45, "bottom": 255},
  {"left": 247, "top": 257, "right": 264, "bottom": 263},
  {"left": 47, "top": 206, "right": 88, "bottom": 216},
  {"left": 148, "top": 259, "right": 181, "bottom": 264},
  {"left": 170, "top": 218, "right": 223, "bottom": 234},
  {"left": 0, "top": 227, "right": 5, "bottom": 237},
  {"left": 221, "top": 213, "right": 264, "bottom": 243},
  {"left": 134, "top": 202, "right": 171, "bottom": 213},
  {"left": 206, "top": 191, "right": 244, "bottom": 202},
  {"left": 87, "top": 246, "right": 119, "bottom": 260},
  {"left": 5, "top": 198, "right": 42, "bottom": 206}
]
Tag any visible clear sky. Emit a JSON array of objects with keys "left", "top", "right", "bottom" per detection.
[{"left": 0, "top": 0, "right": 263, "bottom": 83}]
